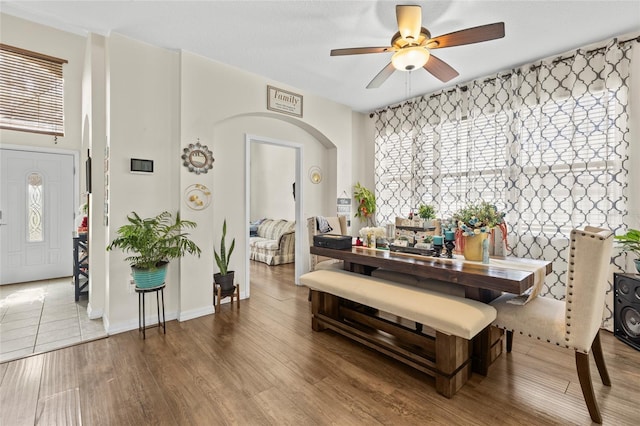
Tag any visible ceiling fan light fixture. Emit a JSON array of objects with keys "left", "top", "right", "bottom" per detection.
[{"left": 391, "top": 47, "right": 430, "bottom": 71}]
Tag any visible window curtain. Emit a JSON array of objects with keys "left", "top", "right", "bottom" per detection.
[{"left": 373, "top": 37, "right": 634, "bottom": 330}]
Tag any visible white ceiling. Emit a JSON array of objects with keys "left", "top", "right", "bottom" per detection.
[{"left": 2, "top": 1, "right": 639, "bottom": 113}]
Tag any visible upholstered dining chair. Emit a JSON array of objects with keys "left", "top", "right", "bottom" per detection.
[
  {"left": 490, "top": 226, "right": 614, "bottom": 424},
  {"left": 307, "top": 215, "right": 348, "bottom": 271}
]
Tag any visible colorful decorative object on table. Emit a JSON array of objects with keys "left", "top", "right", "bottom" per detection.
[
  {"left": 418, "top": 204, "right": 436, "bottom": 220},
  {"left": 359, "top": 226, "right": 386, "bottom": 249},
  {"left": 453, "top": 201, "right": 508, "bottom": 261},
  {"left": 444, "top": 238, "right": 455, "bottom": 259},
  {"left": 432, "top": 235, "right": 443, "bottom": 257}
]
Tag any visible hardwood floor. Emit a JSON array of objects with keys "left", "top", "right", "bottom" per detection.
[{"left": 1, "top": 261, "right": 638, "bottom": 425}]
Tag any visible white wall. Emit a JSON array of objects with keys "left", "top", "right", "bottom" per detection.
[
  {"left": 350, "top": 111, "right": 376, "bottom": 235},
  {"left": 250, "top": 143, "right": 295, "bottom": 221},
  {"left": 105, "top": 34, "right": 181, "bottom": 331},
  {"left": 83, "top": 33, "right": 108, "bottom": 319},
  {"left": 178, "top": 50, "right": 355, "bottom": 317}
]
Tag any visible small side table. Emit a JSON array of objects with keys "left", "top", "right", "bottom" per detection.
[
  {"left": 136, "top": 283, "right": 166, "bottom": 339},
  {"left": 213, "top": 283, "right": 240, "bottom": 312}
]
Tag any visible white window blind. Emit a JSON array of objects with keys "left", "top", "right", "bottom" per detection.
[
  {"left": 518, "top": 91, "right": 619, "bottom": 235},
  {"left": 0, "top": 44, "right": 67, "bottom": 136}
]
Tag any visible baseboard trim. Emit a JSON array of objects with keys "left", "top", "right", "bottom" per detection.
[
  {"left": 178, "top": 305, "right": 214, "bottom": 322},
  {"left": 86, "top": 303, "right": 103, "bottom": 320},
  {"left": 107, "top": 310, "right": 178, "bottom": 335}
]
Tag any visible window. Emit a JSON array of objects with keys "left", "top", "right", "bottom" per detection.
[
  {"left": 517, "top": 91, "right": 620, "bottom": 236},
  {"left": 376, "top": 91, "right": 620, "bottom": 239},
  {"left": 0, "top": 44, "right": 67, "bottom": 136},
  {"left": 27, "top": 173, "right": 44, "bottom": 242}
]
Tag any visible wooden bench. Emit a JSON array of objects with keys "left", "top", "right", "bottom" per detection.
[{"left": 300, "top": 269, "right": 497, "bottom": 397}]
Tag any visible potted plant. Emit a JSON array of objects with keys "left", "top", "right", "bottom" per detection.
[
  {"left": 415, "top": 235, "right": 433, "bottom": 250},
  {"left": 417, "top": 203, "right": 436, "bottom": 228},
  {"left": 418, "top": 204, "right": 435, "bottom": 220},
  {"left": 106, "top": 211, "right": 201, "bottom": 288},
  {"left": 614, "top": 229, "right": 640, "bottom": 274},
  {"left": 214, "top": 219, "right": 236, "bottom": 292},
  {"left": 453, "top": 201, "right": 507, "bottom": 261},
  {"left": 354, "top": 182, "right": 376, "bottom": 226}
]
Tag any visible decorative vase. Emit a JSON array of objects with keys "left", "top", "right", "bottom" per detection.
[
  {"left": 376, "top": 237, "right": 389, "bottom": 249},
  {"left": 369, "top": 234, "right": 376, "bottom": 248},
  {"left": 463, "top": 233, "right": 489, "bottom": 261},
  {"left": 131, "top": 262, "right": 168, "bottom": 289},
  {"left": 214, "top": 271, "right": 236, "bottom": 292}
]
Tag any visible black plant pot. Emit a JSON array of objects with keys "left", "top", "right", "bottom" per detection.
[{"left": 214, "top": 271, "right": 235, "bottom": 293}]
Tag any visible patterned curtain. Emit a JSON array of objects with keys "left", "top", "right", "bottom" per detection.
[{"left": 374, "top": 38, "right": 634, "bottom": 330}]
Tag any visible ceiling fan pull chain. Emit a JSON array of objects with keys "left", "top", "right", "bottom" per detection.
[{"left": 405, "top": 70, "right": 413, "bottom": 101}]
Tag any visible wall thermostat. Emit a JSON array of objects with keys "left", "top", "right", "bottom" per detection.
[{"left": 130, "top": 158, "right": 154, "bottom": 173}]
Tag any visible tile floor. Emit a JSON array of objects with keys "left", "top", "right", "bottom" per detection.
[{"left": 0, "top": 277, "right": 107, "bottom": 363}]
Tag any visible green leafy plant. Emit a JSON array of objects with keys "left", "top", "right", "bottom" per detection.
[
  {"left": 106, "top": 211, "right": 201, "bottom": 270},
  {"left": 615, "top": 229, "right": 640, "bottom": 257},
  {"left": 418, "top": 204, "right": 436, "bottom": 220},
  {"left": 214, "top": 219, "right": 236, "bottom": 276},
  {"left": 453, "top": 201, "right": 506, "bottom": 234},
  {"left": 354, "top": 182, "right": 376, "bottom": 220}
]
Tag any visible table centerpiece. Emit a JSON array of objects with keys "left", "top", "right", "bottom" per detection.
[
  {"left": 359, "top": 226, "right": 387, "bottom": 249},
  {"left": 453, "top": 201, "right": 508, "bottom": 261}
]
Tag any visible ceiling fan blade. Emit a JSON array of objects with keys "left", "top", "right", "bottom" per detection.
[
  {"left": 427, "top": 22, "right": 505, "bottom": 49},
  {"left": 330, "top": 47, "right": 394, "bottom": 56},
  {"left": 423, "top": 54, "right": 459, "bottom": 82},
  {"left": 367, "top": 62, "right": 396, "bottom": 89},
  {"left": 396, "top": 5, "right": 422, "bottom": 42}
]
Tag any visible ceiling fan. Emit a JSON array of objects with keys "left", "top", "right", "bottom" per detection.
[{"left": 330, "top": 4, "right": 505, "bottom": 88}]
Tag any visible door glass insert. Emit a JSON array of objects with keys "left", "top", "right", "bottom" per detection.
[{"left": 27, "top": 173, "right": 43, "bottom": 242}]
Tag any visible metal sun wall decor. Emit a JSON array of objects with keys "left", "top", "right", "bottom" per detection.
[{"left": 182, "top": 139, "right": 214, "bottom": 174}]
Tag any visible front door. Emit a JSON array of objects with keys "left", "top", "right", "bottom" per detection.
[{"left": 0, "top": 149, "right": 75, "bottom": 284}]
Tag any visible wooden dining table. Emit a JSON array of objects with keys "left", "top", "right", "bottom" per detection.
[{"left": 310, "top": 245, "right": 553, "bottom": 374}]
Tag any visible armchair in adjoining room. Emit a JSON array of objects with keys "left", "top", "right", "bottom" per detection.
[
  {"left": 490, "top": 226, "right": 614, "bottom": 424},
  {"left": 306, "top": 215, "right": 348, "bottom": 271}
]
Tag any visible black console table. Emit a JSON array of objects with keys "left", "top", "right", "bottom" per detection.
[{"left": 73, "top": 234, "right": 89, "bottom": 301}]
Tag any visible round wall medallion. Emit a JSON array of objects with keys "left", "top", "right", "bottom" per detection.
[
  {"left": 182, "top": 141, "right": 214, "bottom": 174},
  {"left": 309, "top": 166, "right": 322, "bottom": 184},
  {"left": 184, "top": 184, "right": 211, "bottom": 211}
]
